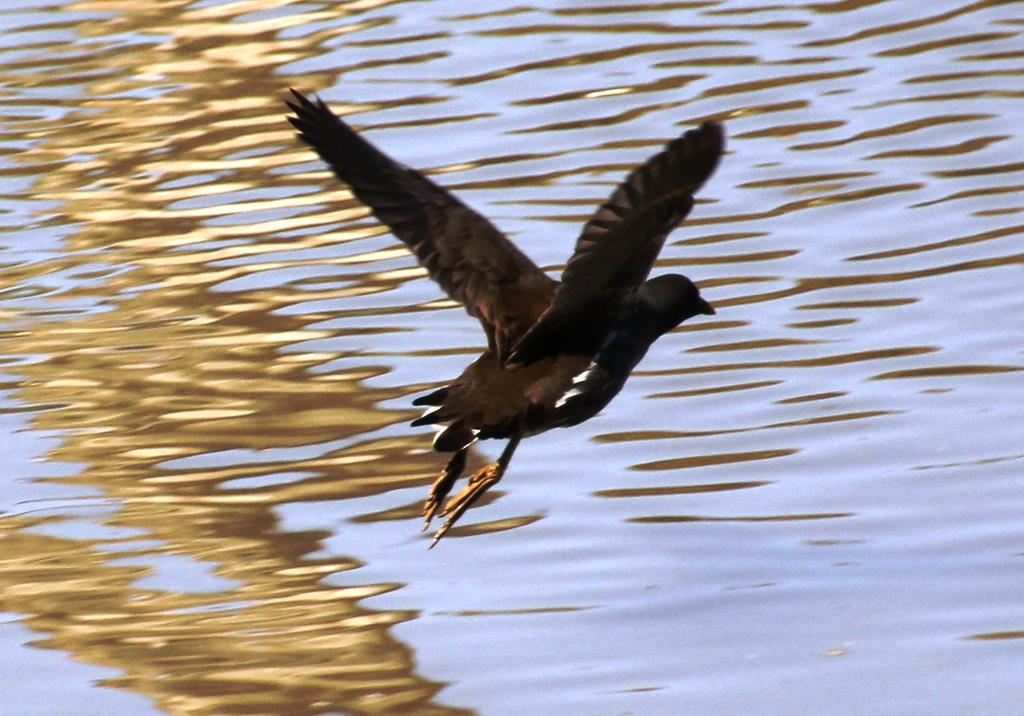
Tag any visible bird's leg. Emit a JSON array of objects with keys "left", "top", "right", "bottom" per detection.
[
  {"left": 422, "top": 448, "right": 467, "bottom": 531},
  {"left": 430, "top": 433, "right": 522, "bottom": 548}
]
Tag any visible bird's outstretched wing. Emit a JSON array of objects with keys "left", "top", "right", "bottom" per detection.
[
  {"left": 286, "top": 89, "right": 555, "bottom": 359},
  {"left": 507, "top": 121, "right": 724, "bottom": 366}
]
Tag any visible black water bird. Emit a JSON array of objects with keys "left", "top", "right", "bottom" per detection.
[{"left": 286, "top": 90, "right": 722, "bottom": 546}]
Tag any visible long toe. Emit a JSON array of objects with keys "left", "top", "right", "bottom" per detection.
[
  {"left": 422, "top": 493, "right": 445, "bottom": 532},
  {"left": 430, "top": 463, "right": 501, "bottom": 547},
  {"left": 422, "top": 469, "right": 456, "bottom": 530},
  {"left": 422, "top": 450, "right": 466, "bottom": 531}
]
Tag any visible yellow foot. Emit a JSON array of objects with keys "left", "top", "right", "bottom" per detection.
[
  {"left": 429, "top": 463, "right": 502, "bottom": 548},
  {"left": 421, "top": 451, "right": 466, "bottom": 532},
  {"left": 422, "top": 496, "right": 442, "bottom": 532},
  {"left": 422, "top": 479, "right": 452, "bottom": 531}
]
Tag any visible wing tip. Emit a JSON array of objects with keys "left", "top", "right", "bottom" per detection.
[
  {"left": 697, "top": 119, "right": 725, "bottom": 141},
  {"left": 690, "top": 119, "right": 726, "bottom": 160},
  {"left": 284, "top": 88, "right": 338, "bottom": 133},
  {"left": 285, "top": 87, "right": 312, "bottom": 115}
]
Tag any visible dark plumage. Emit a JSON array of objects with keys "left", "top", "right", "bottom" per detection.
[{"left": 286, "top": 89, "right": 722, "bottom": 546}]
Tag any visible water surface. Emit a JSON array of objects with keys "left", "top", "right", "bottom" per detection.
[{"left": 1, "top": 0, "right": 1022, "bottom": 713}]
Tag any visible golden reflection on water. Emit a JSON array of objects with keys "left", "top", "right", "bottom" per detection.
[
  {"left": 1, "top": 0, "right": 1023, "bottom": 713},
  {"left": 2, "top": 1, "right": 473, "bottom": 713}
]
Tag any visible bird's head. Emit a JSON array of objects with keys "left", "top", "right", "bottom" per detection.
[{"left": 636, "top": 273, "right": 715, "bottom": 337}]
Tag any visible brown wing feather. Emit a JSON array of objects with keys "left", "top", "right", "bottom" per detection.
[
  {"left": 507, "top": 121, "right": 724, "bottom": 366},
  {"left": 286, "top": 89, "right": 555, "bottom": 359}
]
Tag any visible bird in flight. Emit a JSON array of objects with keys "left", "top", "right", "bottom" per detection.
[{"left": 286, "top": 90, "right": 723, "bottom": 546}]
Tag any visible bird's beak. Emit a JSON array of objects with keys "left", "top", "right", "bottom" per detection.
[{"left": 698, "top": 298, "right": 716, "bottom": 316}]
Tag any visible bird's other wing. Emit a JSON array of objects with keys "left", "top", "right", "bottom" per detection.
[
  {"left": 286, "top": 89, "right": 556, "bottom": 359},
  {"left": 507, "top": 121, "right": 724, "bottom": 366}
]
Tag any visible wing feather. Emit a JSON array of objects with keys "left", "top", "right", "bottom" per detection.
[
  {"left": 507, "top": 121, "right": 724, "bottom": 366},
  {"left": 286, "top": 89, "right": 555, "bottom": 357}
]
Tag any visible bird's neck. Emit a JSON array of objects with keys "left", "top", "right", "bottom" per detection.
[{"left": 593, "top": 316, "right": 661, "bottom": 382}]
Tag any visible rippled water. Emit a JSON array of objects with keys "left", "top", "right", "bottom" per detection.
[{"left": 1, "top": 0, "right": 1022, "bottom": 713}]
